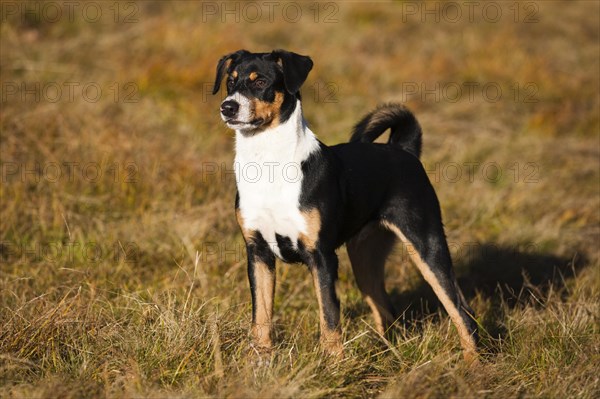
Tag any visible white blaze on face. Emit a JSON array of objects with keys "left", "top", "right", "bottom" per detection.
[{"left": 222, "top": 92, "right": 254, "bottom": 129}]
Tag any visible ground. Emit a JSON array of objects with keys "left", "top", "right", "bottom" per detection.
[{"left": 1, "top": 1, "right": 599, "bottom": 398}]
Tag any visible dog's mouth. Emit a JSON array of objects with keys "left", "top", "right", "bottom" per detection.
[{"left": 224, "top": 118, "right": 264, "bottom": 129}]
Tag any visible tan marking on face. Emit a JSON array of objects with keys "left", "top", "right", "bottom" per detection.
[
  {"left": 311, "top": 270, "right": 343, "bottom": 357},
  {"left": 251, "top": 91, "right": 284, "bottom": 129},
  {"left": 249, "top": 71, "right": 258, "bottom": 81},
  {"left": 299, "top": 208, "right": 321, "bottom": 251},
  {"left": 231, "top": 70, "right": 238, "bottom": 78},
  {"left": 251, "top": 259, "right": 275, "bottom": 349},
  {"left": 381, "top": 221, "right": 478, "bottom": 362},
  {"left": 236, "top": 209, "right": 255, "bottom": 242}
]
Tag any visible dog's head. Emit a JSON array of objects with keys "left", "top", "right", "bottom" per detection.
[{"left": 213, "top": 49, "right": 313, "bottom": 134}]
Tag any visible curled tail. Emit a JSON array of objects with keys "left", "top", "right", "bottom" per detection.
[{"left": 350, "top": 103, "right": 422, "bottom": 159}]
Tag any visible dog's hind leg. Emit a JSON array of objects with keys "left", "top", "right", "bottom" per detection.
[
  {"left": 380, "top": 218, "right": 478, "bottom": 363},
  {"left": 347, "top": 223, "right": 397, "bottom": 335}
]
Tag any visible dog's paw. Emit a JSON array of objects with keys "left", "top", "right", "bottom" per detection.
[
  {"left": 463, "top": 349, "right": 481, "bottom": 367},
  {"left": 249, "top": 343, "right": 273, "bottom": 367},
  {"left": 321, "top": 339, "right": 344, "bottom": 360}
]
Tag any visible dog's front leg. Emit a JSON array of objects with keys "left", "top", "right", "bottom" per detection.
[
  {"left": 246, "top": 239, "right": 276, "bottom": 351},
  {"left": 309, "top": 250, "right": 343, "bottom": 356}
]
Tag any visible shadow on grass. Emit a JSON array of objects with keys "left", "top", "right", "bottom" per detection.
[
  {"left": 346, "top": 243, "right": 587, "bottom": 348},
  {"left": 457, "top": 244, "right": 584, "bottom": 303}
]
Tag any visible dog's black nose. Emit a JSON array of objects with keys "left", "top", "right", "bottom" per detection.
[{"left": 220, "top": 100, "right": 239, "bottom": 118}]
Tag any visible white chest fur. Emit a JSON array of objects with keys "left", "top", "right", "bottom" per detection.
[{"left": 235, "top": 102, "right": 319, "bottom": 258}]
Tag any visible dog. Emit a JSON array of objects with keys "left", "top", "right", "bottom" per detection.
[{"left": 212, "top": 49, "right": 478, "bottom": 362}]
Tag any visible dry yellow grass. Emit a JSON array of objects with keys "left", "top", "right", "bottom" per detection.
[{"left": 1, "top": 1, "right": 599, "bottom": 398}]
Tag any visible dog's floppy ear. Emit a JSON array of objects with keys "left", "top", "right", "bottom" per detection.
[
  {"left": 212, "top": 50, "right": 249, "bottom": 95},
  {"left": 271, "top": 50, "right": 313, "bottom": 94}
]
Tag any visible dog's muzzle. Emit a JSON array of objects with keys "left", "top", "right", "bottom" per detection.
[{"left": 220, "top": 93, "right": 259, "bottom": 131}]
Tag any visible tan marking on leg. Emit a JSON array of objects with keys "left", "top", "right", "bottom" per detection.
[
  {"left": 251, "top": 259, "right": 275, "bottom": 349},
  {"left": 347, "top": 224, "right": 396, "bottom": 335},
  {"left": 381, "top": 221, "right": 478, "bottom": 361},
  {"left": 249, "top": 71, "right": 258, "bottom": 81},
  {"left": 236, "top": 209, "right": 255, "bottom": 242},
  {"left": 311, "top": 269, "right": 343, "bottom": 357},
  {"left": 251, "top": 91, "right": 284, "bottom": 129},
  {"left": 299, "top": 208, "right": 321, "bottom": 251},
  {"left": 365, "top": 296, "right": 385, "bottom": 334}
]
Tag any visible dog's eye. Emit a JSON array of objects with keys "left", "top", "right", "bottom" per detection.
[
  {"left": 254, "top": 78, "right": 267, "bottom": 88},
  {"left": 227, "top": 80, "right": 235, "bottom": 90}
]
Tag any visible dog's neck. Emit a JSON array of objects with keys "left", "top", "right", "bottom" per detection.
[{"left": 234, "top": 99, "right": 320, "bottom": 166}]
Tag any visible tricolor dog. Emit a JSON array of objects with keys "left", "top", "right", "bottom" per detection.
[{"left": 213, "top": 49, "right": 478, "bottom": 362}]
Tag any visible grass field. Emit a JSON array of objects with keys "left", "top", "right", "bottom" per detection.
[{"left": 1, "top": 1, "right": 599, "bottom": 398}]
